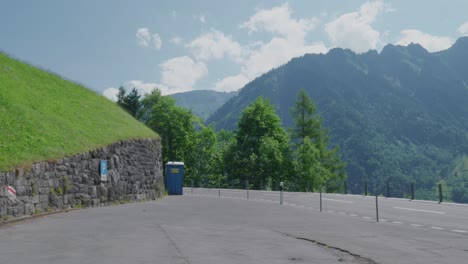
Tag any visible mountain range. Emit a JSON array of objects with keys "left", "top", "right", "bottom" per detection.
[{"left": 206, "top": 37, "right": 468, "bottom": 197}]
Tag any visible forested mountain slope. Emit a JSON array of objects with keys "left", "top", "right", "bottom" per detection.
[{"left": 207, "top": 37, "right": 468, "bottom": 198}]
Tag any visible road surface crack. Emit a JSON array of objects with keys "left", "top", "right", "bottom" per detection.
[
  {"left": 158, "top": 224, "right": 191, "bottom": 264},
  {"left": 279, "top": 232, "right": 379, "bottom": 264}
]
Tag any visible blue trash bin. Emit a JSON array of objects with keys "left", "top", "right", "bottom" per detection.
[{"left": 165, "top": 161, "right": 184, "bottom": 195}]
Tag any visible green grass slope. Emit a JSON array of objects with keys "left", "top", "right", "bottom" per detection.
[{"left": 0, "top": 53, "right": 158, "bottom": 171}]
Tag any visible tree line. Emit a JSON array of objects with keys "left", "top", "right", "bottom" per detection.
[{"left": 116, "top": 87, "right": 346, "bottom": 191}]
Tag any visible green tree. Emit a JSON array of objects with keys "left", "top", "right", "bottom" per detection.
[
  {"left": 117, "top": 87, "right": 143, "bottom": 119},
  {"left": 184, "top": 124, "right": 219, "bottom": 187},
  {"left": 290, "top": 89, "right": 321, "bottom": 143},
  {"left": 296, "top": 137, "right": 326, "bottom": 191},
  {"left": 290, "top": 89, "right": 346, "bottom": 191},
  {"left": 142, "top": 89, "right": 194, "bottom": 165},
  {"left": 228, "top": 97, "right": 290, "bottom": 189}
]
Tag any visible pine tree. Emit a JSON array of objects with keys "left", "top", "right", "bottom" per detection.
[{"left": 291, "top": 89, "right": 346, "bottom": 191}]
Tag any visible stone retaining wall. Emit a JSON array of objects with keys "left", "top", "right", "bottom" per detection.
[{"left": 0, "top": 138, "right": 164, "bottom": 219}]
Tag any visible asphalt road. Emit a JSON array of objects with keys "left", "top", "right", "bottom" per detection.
[
  {"left": 0, "top": 189, "right": 467, "bottom": 264},
  {"left": 195, "top": 188, "right": 468, "bottom": 234}
]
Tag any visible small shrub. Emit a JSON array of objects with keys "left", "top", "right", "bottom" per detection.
[
  {"left": 31, "top": 182, "right": 37, "bottom": 196},
  {"left": 46, "top": 207, "right": 53, "bottom": 213},
  {"left": 62, "top": 176, "right": 71, "bottom": 193},
  {"left": 34, "top": 208, "right": 41, "bottom": 215},
  {"left": 56, "top": 187, "right": 63, "bottom": 195},
  {"left": 72, "top": 203, "right": 83, "bottom": 209},
  {"left": 2, "top": 215, "right": 9, "bottom": 221}
]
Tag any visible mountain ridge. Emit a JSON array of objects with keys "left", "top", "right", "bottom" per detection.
[{"left": 207, "top": 37, "right": 468, "bottom": 197}]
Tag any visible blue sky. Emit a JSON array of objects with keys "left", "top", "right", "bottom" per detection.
[{"left": 1, "top": 0, "right": 468, "bottom": 100}]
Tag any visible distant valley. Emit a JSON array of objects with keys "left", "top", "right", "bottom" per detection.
[{"left": 170, "top": 90, "right": 237, "bottom": 120}]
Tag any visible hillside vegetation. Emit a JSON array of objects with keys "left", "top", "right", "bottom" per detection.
[
  {"left": 207, "top": 37, "right": 468, "bottom": 200},
  {"left": 0, "top": 53, "right": 158, "bottom": 171}
]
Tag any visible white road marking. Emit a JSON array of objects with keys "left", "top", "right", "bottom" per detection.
[
  {"left": 394, "top": 207, "right": 446, "bottom": 214},
  {"left": 328, "top": 210, "right": 335, "bottom": 213},
  {"left": 392, "top": 221, "right": 403, "bottom": 224},
  {"left": 431, "top": 227, "right": 444, "bottom": 230},
  {"left": 338, "top": 212, "right": 346, "bottom": 215},
  {"left": 410, "top": 224, "right": 422, "bottom": 227},
  {"left": 362, "top": 216, "right": 371, "bottom": 219},
  {"left": 350, "top": 214, "right": 358, "bottom": 217},
  {"left": 451, "top": 230, "right": 467, "bottom": 233},
  {"left": 380, "top": 219, "right": 387, "bottom": 222},
  {"left": 322, "top": 198, "right": 353, "bottom": 203}
]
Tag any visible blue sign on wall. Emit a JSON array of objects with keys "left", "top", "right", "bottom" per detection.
[{"left": 100, "top": 160, "right": 108, "bottom": 182}]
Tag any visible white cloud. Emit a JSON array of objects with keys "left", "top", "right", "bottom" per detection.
[
  {"left": 102, "top": 79, "right": 185, "bottom": 101},
  {"left": 193, "top": 14, "right": 206, "bottom": 23},
  {"left": 215, "top": 74, "right": 250, "bottom": 92},
  {"left": 457, "top": 21, "right": 468, "bottom": 36},
  {"left": 241, "top": 39, "right": 328, "bottom": 80},
  {"left": 239, "top": 3, "right": 319, "bottom": 42},
  {"left": 160, "top": 56, "right": 208, "bottom": 92},
  {"left": 325, "top": 0, "right": 392, "bottom": 53},
  {"left": 396, "top": 30, "right": 454, "bottom": 52},
  {"left": 212, "top": 4, "right": 327, "bottom": 92},
  {"left": 187, "top": 29, "right": 243, "bottom": 62},
  {"left": 170, "top": 36, "right": 183, "bottom": 45},
  {"left": 102, "top": 87, "right": 119, "bottom": 101},
  {"left": 136, "top": 28, "right": 162, "bottom": 49}
]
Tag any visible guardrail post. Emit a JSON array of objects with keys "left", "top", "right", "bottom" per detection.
[
  {"left": 375, "top": 194, "right": 379, "bottom": 222},
  {"left": 320, "top": 188, "right": 323, "bottom": 212},
  {"left": 364, "top": 182, "right": 368, "bottom": 196},
  {"left": 191, "top": 179, "right": 194, "bottom": 194},
  {"left": 246, "top": 180, "right": 249, "bottom": 200},
  {"left": 280, "top": 182, "right": 284, "bottom": 205},
  {"left": 438, "top": 183, "right": 443, "bottom": 203},
  {"left": 386, "top": 181, "right": 390, "bottom": 198},
  {"left": 218, "top": 178, "right": 221, "bottom": 197}
]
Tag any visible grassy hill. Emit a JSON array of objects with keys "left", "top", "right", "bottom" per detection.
[{"left": 0, "top": 53, "right": 158, "bottom": 171}]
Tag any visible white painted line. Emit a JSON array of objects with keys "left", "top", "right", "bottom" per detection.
[
  {"left": 410, "top": 224, "right": 422, "bottom": 227},
  {"left": 350, "top": 214, "right": 358, "bottom": 217},
  {"left": 394, "top": 207, "right": 446, "bottom": 215},
  {"left": 362, "top": 216, "right": 371, "bottom": 219},
  {"left": 451, "top": 230, "right": 467, "bottom": 233},
  {"left": 431, "top": 227, "right": 444, "bottom": 230},
  {"left": 380, "top": 219, "right": 387, "bottom": 222},
  {"left": 338, "top": 212, "right": 346, "bottom": 215},
  {"left": 328, "top": 210, "right": 335, "bottom": 213},
  {"left": 392, "top": 221, "right": 403, "bottom": 224},
  {"left": 322, "top": 198, "right": 353, "bottom": 203}
]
